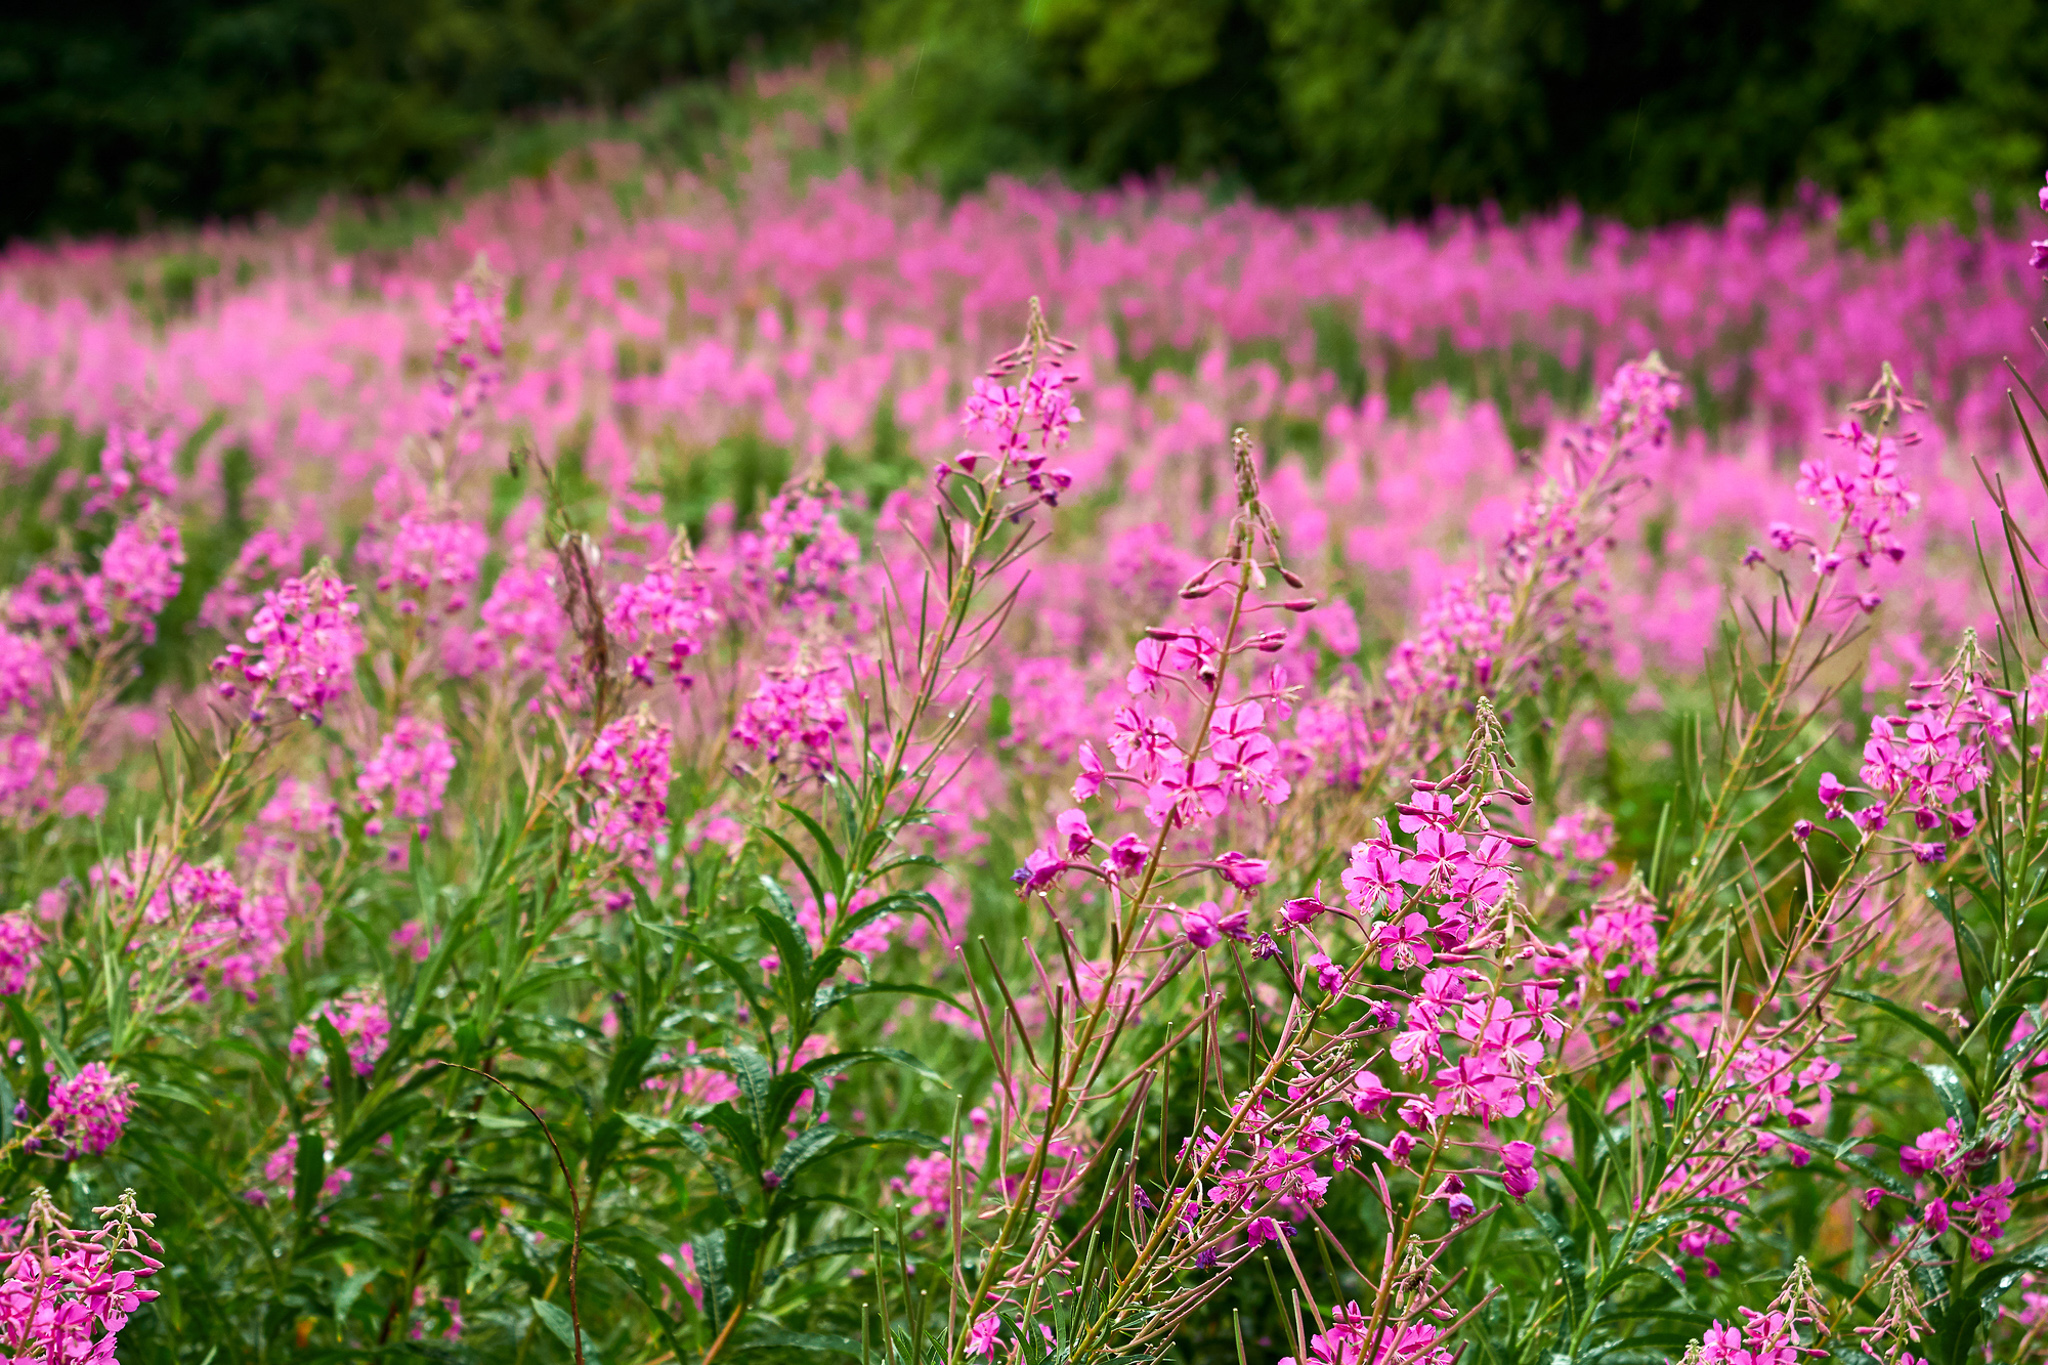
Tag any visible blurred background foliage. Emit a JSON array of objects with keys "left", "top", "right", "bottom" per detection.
[{"left": 4, "top": 0, "right": 2046, "bottom": 242}]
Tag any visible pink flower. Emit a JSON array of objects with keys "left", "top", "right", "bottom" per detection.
[
  {"left": 1245, "top": 1215, "right": 1290, "bottom": 1246},
  {"left": 1107, "top": 705, "right": 1178, "bottom": 782},
  {"left": 1348, "top": 1069, "right": 1391, "bottom": 1115},
  {"left": 1072, "top": 741, "right": 1106, "bottom": 801},
  {"left": 1182, "top": 900, "right": 1249, "bottom": 949},
  {"left": 1105, "top": 834, "right": 1147, "bottom": 878},
  {"left": 98, "top": 515, "right": 185, "bottom": 640},
  {"left": 0, "top": 630, "right": 50, "bottom": 718},
  {"left": 966, "top": 1311, "right": 1002, "bottom": 1359},
  {"left": 1014, "top": 847, "right": 1066, "bottom": 894},
  {"left": 731, "top": 665, "right": 847, "bottom": 777},
  {"left": 1899, "top": 1121, "right": 1963, "bottom": 1177},
  {"left": 199, "top": 528, "right": 307, "bottom": 634},
  {"left": 1211, "top": 851, "right": 1269, "bottom": 888},
  {"left": 576, "top": 714, "right": 674, "bottom": 868},
  {"left": 606, "top": 561, "right": 714, "bottom": 688},
  {"left": 212, "top": 570, "right": 364, "bottom": 725},
  {"left": 1282, "top": 893, "right": 1329, "bottom": 925},
  {"left": 1375, "top": 912, "right": 1435, "bottom": 970},
  {"left": 1500, "top": 1140, "right": 1538, "bottom": 1200},
  {"left": 365, "top": 514, "right": 488, "bottom": 616},
  {"left": 1304, "top": 952, "right": 1345, "bottom": 993},
  {"left": 45, "top": 1063, "right": 137, "bottom": 1157},
  {"left": 0, "top": 912, "right": 41, "bottom": 995},
  {"left": 357, "top": 717, "right": 457, "bottom": 842},
  {"left": 1054, "top": 808, "right": 1094, "bottom": 856}
]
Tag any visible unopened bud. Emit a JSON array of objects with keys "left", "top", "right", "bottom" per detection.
[
  {"left": 1145, "top": 626, "right": 1181, "bottom": 641},
  {"left": 1248, "top": 631, "right": 1287, "bottom": 653},
  {"left": 1279, "top": 598, "right": 1317, "bottom": 612},
  {"left": 1279, "top": 568, "right": 1306, "bottom": 589}
]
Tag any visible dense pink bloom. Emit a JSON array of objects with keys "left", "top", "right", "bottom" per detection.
[
  {"left": 82, "top": 423, "right": 178, "bottom": 517},
  {"left": 97, "top": 515, "right": 185, "bottom": 640},
  {"left": 0, "top": 1192, "right": 161, "bottom": 1363},
  {"left": 290, "top": 989, "right": 391, "bottom": 1078},
  {"left": 0, "top": 913, "right": 42, "bottom": 996},
  {"left": 433, "top": 276, "right": 505, "bottom": 434},
  {"left": 0, "top": 630, "right": 50, "bottom": 717},
  {"left": 448, "top": 561, "right": 566, "bottom": 680},
  {"left": 357, "top": 717, "right": 457, "bottom": 842},
  {"left": 366, "top": 514, "right": 489, "bottom": 617},
  {"left": 45, "top": 1064, "right": 137, "bottom": 1157},
  {"left": 576, "top": 714, "right": 674, "bottom": 865},
  {"left": 606, "top": 561, "right": 714, "bottom": 688},
  {"left": 731, "top": 665, "right": 846, "bottom": 776},
  {"left": 199, "top": 529, "right": 307, "bottom": 633},
  {"left": 212, "top": 570, "right": 364, "bottom": 724}
]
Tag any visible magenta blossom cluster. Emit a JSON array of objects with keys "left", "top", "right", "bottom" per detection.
[
  {"left": 0, "top": 629, "right": 49, "bottom": 718},
  {"left": 289, "top": 988, "right": 391, "bottom": 1078},
  {"left": 452, "top": 560, "right": 567, "bottom": 683},
  {"left": 96, "top": 857, "right": 287, "bottom": 1000},
  {"left": 1277, "top": 1302, "right": 1455, "bottom": 1365},
  {"left": 358, "top": 716, "right": 458, "bottom": 848},
  {"left": 94, "top": 514, "right": 185, "bottom": 641},
  {"left": 1815, "top": 657, "right": 1997, "bottom": 857},
  {"left": 365, "top": 513, "right": 490, "bottom": 619},
  {"left": 730, "top": 664, "right": 848, "bottom": 779},
  {"left": 80, "top": 423, "right": 178, "bottom": 518},
  {"left": 946, "top": 363, "right": 1082, "bottom": 508},
  {"left": 575, "top": 713, "right": 675, "bottom": 874},
  {"left": 2032, "top": 171, "right": 2048, "bottom": 272},
  {"left": 733, "top": 488, "right": 863, "bottom": 618},
  {"left": 0, "top": 1191, "right": 161, "bottom": 1364},
  {"left": 198, "top": 528, "right": 308, "bottom": 634},
  {"left": 43, "top": 1064, "right": 137, "bottom": 1159},
  {"left": 605, "top": 558, "right": 714, "bottom": 689},
  {"left": 432, "top": 274, "right": 506, "bottom": 437},
  {"left": 211, "top": 569, "right": 365, "bottom": 725},
  {"left": 0, "top": 912, "right": 40, "bottom": 996}
]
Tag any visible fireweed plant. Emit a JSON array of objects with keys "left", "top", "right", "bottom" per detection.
[{"left": 10, "top": 149, "right": 2048, "bottom": 1365}]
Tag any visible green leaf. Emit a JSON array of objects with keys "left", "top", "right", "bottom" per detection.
[
  {"left": 813, "top": 980, "right": 960, "bottom": 1017},
  {"left": 1931, "top": 886, "right": 1993, "bottom": 1012},
  {"left": 1835, "top": 988, "right": 1966, "bottom": 1067},
  {"left": 531, "top": 1297, "right": 599, "bottom": 1364},
  {"left": 768, "top": 1127, "right": 945, "bottom": 1184},
  {"left": 293, "top": 1127, "right": 326, "bottom": 1219},
  {"left": 770, "top": 1236, "right": 890, "bottom": 1282},
  {"left": 693, "top": 1229, "right": 732, "bottom": 1326},
  {"left": 800, "top": 1048, "right": 951, "bottom": 1090},
  {"left": 833, "top": 889, "right": 944, "bottom": 946},
  {"left": 736, "top": 1328, "right": 862, "bottom": 1356},
  {"left": 703, "top": 1102, "right": 765, "bottom": 1176},
  {"left": 778, "top": 801, "right": 848, "bottom": 899},
  {"left": 315, "top": 1014, "right": 360, "bottom": 1131},
  {"left": 728, "top": 1047, "right": 775, "bottom": 1143},
  {"left": 1531, "top": 1209, "right": 1586, "bottom": 1332},
  {"left": 334, "top": 1268, "right": 378, "bottom": 1323},
  {"left": 1921, "top": 1063, "right": 1976, "bottom": 1135},
  {"left": 672, "top": 930, "right": 771, "bottom": 1027}
]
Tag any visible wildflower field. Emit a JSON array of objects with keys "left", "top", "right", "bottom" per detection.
[{"left": 8, "top": 103, "right": 2048, "bottom": 1365}]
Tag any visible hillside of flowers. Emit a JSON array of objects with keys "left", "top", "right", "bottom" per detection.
[{"left": 5, "top": 100, "right": 2048, "bottom": 1364}]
